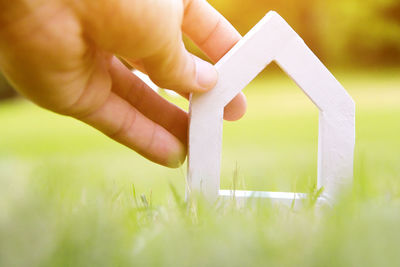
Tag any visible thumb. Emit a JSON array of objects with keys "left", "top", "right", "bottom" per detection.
[{"left": 140, "top": 40, "right": 218, "bottom": 93}]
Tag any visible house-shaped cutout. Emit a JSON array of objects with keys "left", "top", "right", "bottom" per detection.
[{"left": 187, "top": 11, "right": 355, "bottom": 205}]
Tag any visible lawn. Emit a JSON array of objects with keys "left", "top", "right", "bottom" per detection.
[{"left": 0, "top": 68, "right": 399, "bottom": 266}]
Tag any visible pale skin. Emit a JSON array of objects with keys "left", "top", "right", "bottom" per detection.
[{"left": 0, "top": 0, "right": 247, "bottom": 167}]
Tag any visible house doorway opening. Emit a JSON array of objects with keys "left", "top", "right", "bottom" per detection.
[{"left": 220, "top": 63, "right": 319, "bottom": 194}]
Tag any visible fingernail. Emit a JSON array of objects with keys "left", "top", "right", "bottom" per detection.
[
  {"left": 166, "top": 141, "right": 186, "bottom": 168},
  {"left": 195, "top": 57, "right": 218, "bottom": 91}
]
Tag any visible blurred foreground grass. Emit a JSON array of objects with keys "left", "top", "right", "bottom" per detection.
[{"left": 0, "top": 68, "right": 399, "bottom": 266}]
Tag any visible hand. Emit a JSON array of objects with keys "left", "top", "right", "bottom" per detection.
[{"left": 0, "top": 0, "right": 247, "bottom": 167}]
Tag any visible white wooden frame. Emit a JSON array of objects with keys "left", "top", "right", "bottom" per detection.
[{"left": 187, "top": 11, "right": 355, "bottom": 205}]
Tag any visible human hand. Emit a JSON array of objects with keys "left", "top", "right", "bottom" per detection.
[{"left": 0, "top": 0, "right": 247, "bottom": 167}]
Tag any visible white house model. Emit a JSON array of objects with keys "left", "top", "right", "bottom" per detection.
[{"left": 187, "top": 11, "right": 355, "bottom": 205}]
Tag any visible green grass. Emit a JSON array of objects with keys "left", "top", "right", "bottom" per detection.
[{"left": 0, "top": 69, "right": 399, "bottom": 266}]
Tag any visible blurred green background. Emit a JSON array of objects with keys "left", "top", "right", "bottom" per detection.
[
  {"left": 195, "top": 0, "right": 400, "bottom": 67},
  {"left": 0, "top": 0, "right": 399, "bottom": 266}
]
